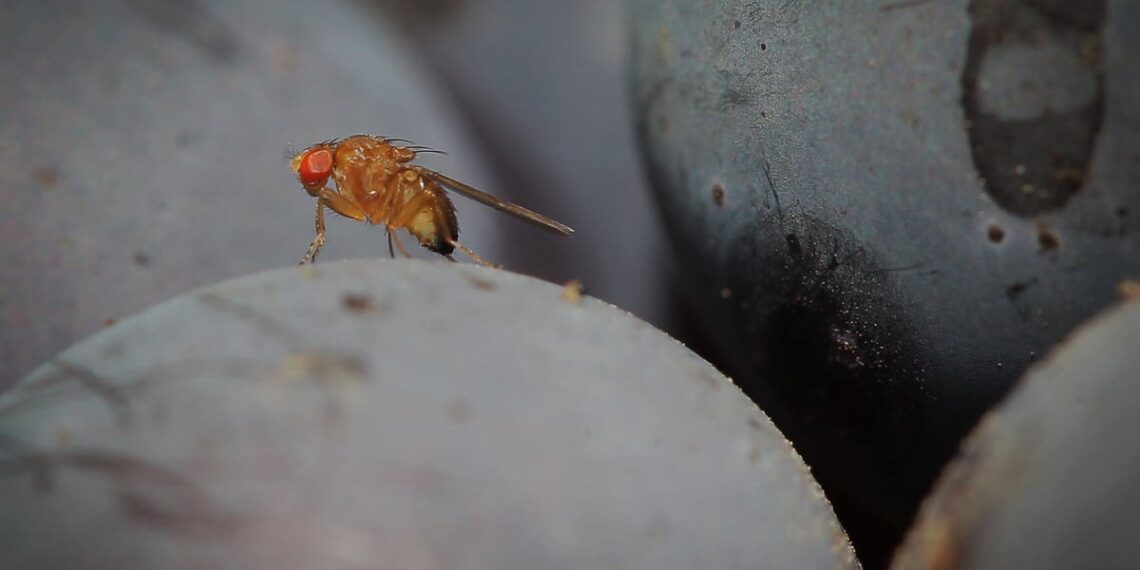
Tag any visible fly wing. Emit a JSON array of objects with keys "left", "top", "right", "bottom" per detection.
[{"left": 415, "top": 167, "right": 574, "bottom": 236}]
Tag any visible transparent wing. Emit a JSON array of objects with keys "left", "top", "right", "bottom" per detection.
[{"left": 415, "top": 167, "right": 574, "bottom": 236}]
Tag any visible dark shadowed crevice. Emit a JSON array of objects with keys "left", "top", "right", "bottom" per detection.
[{"left": 718, "top": 214, "right": 943, "bottom": 569}]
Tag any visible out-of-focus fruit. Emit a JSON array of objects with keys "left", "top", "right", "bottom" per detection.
[
  {"left": 894, "top": 298, "right": 1140, "bottom": 569},
  {"left": 0, "top": 260, "right": 859, "bottom": 570},
  {"left": 629, "top": 0, "right": 1139, "bottom": 564}
]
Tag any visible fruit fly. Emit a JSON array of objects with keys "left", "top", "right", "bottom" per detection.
[{"left": 289, "top": 134, "right": 574, "bottom": 266}]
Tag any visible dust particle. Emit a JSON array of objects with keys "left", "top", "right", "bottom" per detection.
[
  {"left": 561, "top": 279, "right": 585, "bottom": 304},
  {"left": 1005, "top": 278, "right": 1037, "bottom": 300},
  {"left": 986, "top": 224, "right": 1005, "bottom": 243},
  {"left": 711, "top": 183, "right": 725, "bottom": 207},
  {"left": 1036, "top": 223, "right": 1060, "bottom": 252},
  {"left": 341, "top": 292, "right": 377, "bottom": 314},
  {"left": 466, "top": 274, "right": 496, "bottom": 291}
]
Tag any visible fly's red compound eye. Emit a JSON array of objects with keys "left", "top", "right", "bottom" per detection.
[{"left": 298, "top": 148, "right": 334, "bottom": 187}]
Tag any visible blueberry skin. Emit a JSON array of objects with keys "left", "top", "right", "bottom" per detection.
[{"left": 630, "top": 0, "right": 1139, "bottom": 564}]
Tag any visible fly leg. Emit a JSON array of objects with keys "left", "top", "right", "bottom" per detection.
[
  {"left": 389, "top": 230, "right": 413, "bottom": 258},
  {"left": 446, "top": 239, "right": 499, "bottom": 268},
  {"left": 300, "top": 200, "right": 327, "bottom": 265},
  {"left": 300, "top": 188, "right": 366, "bottom": 265}
]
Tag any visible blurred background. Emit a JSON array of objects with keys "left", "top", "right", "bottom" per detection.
[
  {"left": 0, "top": 0, "right": 678, "bottom": 390},
  {"left": 3, "top": 1, "right": 1138, "bottom": 568}
]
